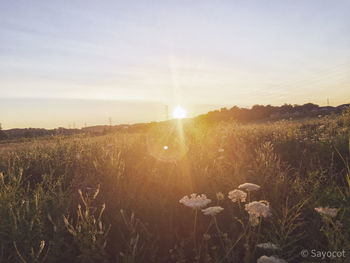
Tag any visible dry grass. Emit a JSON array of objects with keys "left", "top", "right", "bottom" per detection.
[{"left": 0, "top": 114, "right": 349, "bottom": 263}]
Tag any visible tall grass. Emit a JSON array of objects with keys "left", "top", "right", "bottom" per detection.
[{"left": 0, "top": 113, "right": 349, "bottom": 262}]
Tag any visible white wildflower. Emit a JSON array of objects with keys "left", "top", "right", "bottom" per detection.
[
  {"left": 179, "top": 194, "right": 211, "bottom": 209},
  {"left": 245, "top": 201, "right": 271, "bottom": 218},
  {"left": 238, "top": 183, "right": 260, "bottom": 191},
  {"left": 314, "top": 207, "right": 338, "bottom": 217},
  {"left": 245, "top": 201, "right": 271, "bottom": 226},
  {"left": 201, "top": 206, "right": 224, "bottom": 216},
  {"left": 257, "top": 255, "right": 287, "bottom": 263},
  {"left": 218, "top": 148, "right": 224, "bottom": 153},
  {"left": 228, "top": 189, "right": 247, "bottom": 203},
  {"left": 256, "top": 242, "right": 279, "bottom": 250}
]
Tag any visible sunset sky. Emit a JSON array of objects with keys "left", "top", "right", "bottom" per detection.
[{"left": 1, "top": 0, "right": 350, "bottom": 128}]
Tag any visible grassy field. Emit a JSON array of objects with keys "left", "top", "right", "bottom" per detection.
[{"left": 0, "top": 112, "right": 349, "bottom": 263}]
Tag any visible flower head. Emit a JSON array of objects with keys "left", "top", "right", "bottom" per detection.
[
  {"left": 228, "top": 189, "right": 247, "bottom": 203},
  {"left": 201, "top": 206, "right": 224, "bottom": 216},
  {"left": 256, "top": 242, "right": 279, "bottom": 250},
  {"left": 245, "top": 201, "right": 271, "bottom": 226},
  {"left": 245, "top": 201, "right": 271, "bottom": 217},
  {"left": 179, "top": 194, "right": 211, "bottom": 209},
  {"left": 238, "top": 183, "right": 260, "bottom": 191},
  {"left": 314, "top": 207, "right": 338, "bottom": 217},
  {"left": 257, "top": 255, "right": 287, "bottom": 263}
]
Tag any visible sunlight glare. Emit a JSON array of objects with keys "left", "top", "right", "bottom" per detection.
[{"left": 172, "top": 105, "right": 187, "bottom": 119}]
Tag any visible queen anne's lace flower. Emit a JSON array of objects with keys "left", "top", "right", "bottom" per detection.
[
  {"left": 238, "top": 183, "right": 260, "bottom": 191},
  {"left": 179, "top": 194, "right": 211, "bottom": 209},
  {"left": 256, "top": 242, "right": 279, "bottom": 250},
  {"left": 201, "top": 206, "right": 224, "bottom": 216},
  {"left": 257, "top": 255, "right": 287, "bottom": 263},
  {"left": 245, "top": 201, "right": 271, "bottom": 217},
  {"left": 314, "top": 207, "right": 338, "bottom": 217},
  {"left": 245, "top": 201, "right": 271, "bottom": 226},
  {"left": 228, "top": 189, "right": 247, "bottom": 202}
]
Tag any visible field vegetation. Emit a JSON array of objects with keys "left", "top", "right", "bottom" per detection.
[{"left": 0, "top": 108, "right": 349, "bottom": 262}]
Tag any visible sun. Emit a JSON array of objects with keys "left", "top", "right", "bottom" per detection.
[{"left": 172, "top": 105, "right": 187, "bottom": 119}]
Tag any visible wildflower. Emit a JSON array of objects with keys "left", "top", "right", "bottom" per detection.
[
  {"left": 257, "top": 255, "right": 287, "bottom": 263},
  {"left": 238, "top": 183, "right": 260, "bottom": 191},
  {"left": 179, "top": 194, "right": 211, "bottom": 209},
  {"left": 314, "top": 207, "right": 338, "bottom": 217},
  {"left": 218, "top": 148, "right": 224, "bottom": 153},
  {"left": 201, "top": 206, "right": 224, "bottom": 216},
  {"left": 216, "top": 192, "right": 225, "bottom": 201},
  {"left": 228, "top": 189, "right": 247, "bottom": 203},
  {"left": 245, "top": 201, "right": 271, "bottom": 226},
  {"left": 245, "top": 201, "right": 271, "bottom": 217},
  {"left": 256, "top": 242, "right": 279, "bottom": 250}
]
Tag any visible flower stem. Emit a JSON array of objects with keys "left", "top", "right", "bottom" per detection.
[
  {"left": 252, "top": 217, "right": 262, "bottom": 256},
  {"left": 214, "top": 217, "right": 226, "bottom": 252},
  {"left": 193, "top": 209, "right": 198, "bottom": 253},
  {"left": 218, "top": 231, "right": 245, "bottom": 263},
  {"left": 198, "top": 218, "right": 214, "bottom": 262}
]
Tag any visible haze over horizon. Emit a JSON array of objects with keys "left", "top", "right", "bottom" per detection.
[{"left": 1, "top": 0, "right": 350, "bottom": 129}]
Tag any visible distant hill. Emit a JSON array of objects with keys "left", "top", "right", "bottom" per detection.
[{"left": 1, "top": 103, "right": 349, "bottom": 141}]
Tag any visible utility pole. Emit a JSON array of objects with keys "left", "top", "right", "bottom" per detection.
[{"left": 327, "top": 98, "right": 329, "bottom": 106}]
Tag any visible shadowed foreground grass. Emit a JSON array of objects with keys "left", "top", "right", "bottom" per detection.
[{"left": 0, "top": 112, "right": 349, "bottom": 263}]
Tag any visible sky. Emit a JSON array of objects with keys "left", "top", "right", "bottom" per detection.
[{"left": 1, "top": 0, "right": 350, "bottom": 129}]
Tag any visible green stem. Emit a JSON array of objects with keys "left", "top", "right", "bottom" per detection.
[
  {"left": 214, "top": 217, "right": 226, "bottom": 252},
  {"left": 197, "top": 218, "right": 214, "bottom": 262},
  {"left": 219, "top": 231, "right": 246, "bottom": 263},
  {"left": 252, "top": 217, "right": 262, "bottom": 256},
  {"left": 193, "top": 209, "right": 198, "bottom": 253}
]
